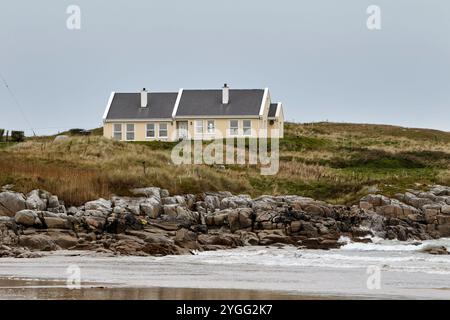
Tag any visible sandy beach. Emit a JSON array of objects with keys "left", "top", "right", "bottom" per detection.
[{"left": 0, "top": 238, "right": 449, "bottom": 300}]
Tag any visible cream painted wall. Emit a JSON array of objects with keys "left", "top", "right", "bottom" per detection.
[
  {"left": 104, "top": 115, "right": 284, "bottom": 141},
  {"left": 103, "top": 121, "right": 176, "bottom": 141}
]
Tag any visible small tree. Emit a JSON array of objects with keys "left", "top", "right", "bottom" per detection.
[
  {"left": 11, "top": 131, "right": 25, "bottom": 142},
  {"left": 0, "top": 129, "right": 4, "bottom": 142}
]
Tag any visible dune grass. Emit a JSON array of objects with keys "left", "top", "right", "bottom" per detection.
[{"left": 0, "top": 122, "right": 449, "bottom": 206}]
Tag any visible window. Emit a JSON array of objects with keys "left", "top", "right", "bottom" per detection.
[
  {"left": 229, "top": 120, "right": 239, "bottom": 136},
  {"left": 113, "top": 124, "right": 122, "bottom": 140},
  {"left": 243, "top": 120, "right": 251, "bottom": 136},
  {"left": 146, "top": 123, "right": 155, "bottom": 138},
  {"left": 207, "top": 120, "right": 215, "bottom": 134},
  {"left": 126, "top": 124, "right": 135, "bottom": 141},
  {"left": 195, "top": 120, "right": 203, "bottom": 134},
  {"left": 159, "top": 123, "right": 168, "bottom": 138}
]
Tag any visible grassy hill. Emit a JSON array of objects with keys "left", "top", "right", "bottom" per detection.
[{"left": 1, "top": 122, "right": 449, "bottom": 206}]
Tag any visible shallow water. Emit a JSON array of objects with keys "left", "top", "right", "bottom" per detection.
[{"left": 0, "top": 237, "right": 449, "bottom": 299}]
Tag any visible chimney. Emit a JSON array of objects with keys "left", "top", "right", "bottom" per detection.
[
  {"left": 222, "top": 83, "right": 229, "bottom": 104},
  {"left": 140, "top": 88, "right": 148, "bottom": 108}
]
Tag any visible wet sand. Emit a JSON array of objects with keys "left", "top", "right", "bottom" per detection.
[{"left": 0, "top": 278, "right": 340, "bottom": 300}]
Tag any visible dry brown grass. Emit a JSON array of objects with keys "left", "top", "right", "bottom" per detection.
[
  {"left": 0, "top": 137, "right": 253, "bottom": 205},
  {"left": 1, "top": 122, "right": 450, "bottom": 206}
]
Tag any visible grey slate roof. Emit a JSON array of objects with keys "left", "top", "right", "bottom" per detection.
[
  {"left": 106, "top": 92, "right": 177, "bottom": 120},
  {"left": 176, "top": 89, "right": 264, "bottom": 117},
  {"left": 268, "top": 103, "right": 278, "bottom": 118}
]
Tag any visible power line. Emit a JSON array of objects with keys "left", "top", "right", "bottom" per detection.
[{"left": 0, "top": 71, "right": 36, "bottom": 136}]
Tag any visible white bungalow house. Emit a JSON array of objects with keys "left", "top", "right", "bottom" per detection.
[{"left": 103, "top": 84, "right": 284, "bottom": 141}]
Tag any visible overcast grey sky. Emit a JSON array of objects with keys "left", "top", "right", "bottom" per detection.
[{"left": 0, "top": 0, "right": 449, "bottom": 135}]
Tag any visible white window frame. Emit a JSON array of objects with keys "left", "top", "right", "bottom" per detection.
[
  {"left": 159, "top": 123, "right": 168, "bottom": 138},
  {"left": 206, "top": 120, "right": 215, "bottom": 134},
  {"left": 243, "top": 120, "right": 252, "bottom": 136},
  {"left": 113, "top": 124, "right": 122, "bottom": 140},
  {"left": 195, "top": 120, "right": 204, "bottom": 135},
  {"left": 126, "top": 123, "right": 135, "bottom": 141},
  {"left": 146, "top": 123, "right": 155, "bottom": 138},
  {"left": 229, "top": 120, "right": 239, "bottom": 136}
]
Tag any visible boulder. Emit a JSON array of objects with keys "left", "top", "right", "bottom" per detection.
[
  {"left": 228, "top": 208, "right": 253, "bottom": 232},
  {"left": 162, "top": 205, "right": 198, "bottom": 225},
  {"left": 42, "top": 216, "right": 71, "bottom": 229},
  {"left": 220, "top": 195, "right": 252, "bottom": 209},
  {"left": 112, "top": 197, "right": 141, "bottom": 215},
  {"left": 238, "top": 231, "right": 259, "bottom": 246},
  {"left": 441, "top": 205, "right": 450, "bottom": 215},
  {"left": 14, "top": 210, "right": 41, "bottom": 227},
  {"left": 54, "top": 135, "right": 70, "bottom": 142},
  {"left": 25, "top": 190, "right": 46, "bottom": 211},
  {"left": 420, "top": 245, "right": 449, "bottom": 255},
  {"left": 0, "top": 191, "right": 27, "bottom": 217},
  {"left": 197, "top": 233, "right": 239, "bottom": 247},
  {"left": 174, "top": 228, "right": 198, "bottom": 249},
  {"left": 258, "top": 232, "right": 294, "bottom": 245},
  {"left": 204, "top": 195, "right": 220, "bottom": 212},
  {"left": 84, "top": 216, "right": 106, "bottom": 230},
  {"left": 160, "top": 189, "right": 170, "bottom": 198},
  {"left": 131, "top": 187, "right": 161, "bottom": 201},
  {"left": 47, "top": 195, "right": 60, "bottom": 209},
  {"left": 301, "top": 238, "right": 341, "bottom": 250},
  {"left": 140, "top": 197, "right": 161, "bottom": 219},
  {"left": 84, "top": 198, "right": 111, "bottom": 213},
  {"left": 48, "top": 232, "right": 78, "bottom": 249},
  {"left": 162, "top": 196, "right": 186, "bottom": 206},
  {"left": 204, "top": 209, "right": 231, "bottom": 226},
  {"left": 19, "top": 235, "right": 57, "bottom": 251}
]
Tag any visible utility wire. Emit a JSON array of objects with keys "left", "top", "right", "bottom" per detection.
[{"left": 0, "top": 71, "right": 36, "bottom": 136}]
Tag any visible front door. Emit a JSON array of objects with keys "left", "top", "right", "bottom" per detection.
[{"left": 177, "top": 121, "right": 188, "bottom": 139}]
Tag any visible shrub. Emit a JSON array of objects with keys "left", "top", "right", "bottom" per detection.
[
  {"left": 0, "top": 129, "right": 4, "bottom": 142},
  {"left": 11, "top": 131, "right": 25, "bottom": 142},
  {"left": 69, "top": 128, "right": 91, "bottom": 136}
]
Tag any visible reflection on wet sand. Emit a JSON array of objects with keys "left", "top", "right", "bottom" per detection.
[{"left": 0, "top": 278, "right": 333, "bottom": 300}]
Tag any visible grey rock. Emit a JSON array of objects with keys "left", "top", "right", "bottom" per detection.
[
  {"left": 47, "top": 195, "right": 60, "bottom": 209},
  {"left": 15, "top": 210, "right": 41, "bottom": 227},
  {"left": 25, "top": 190, "right": 46, "bottom": 211},
  {"left": 0, "top": 191, "right": 27, "bottom": 217},
  {"left": 19, "top": 235, "right": 57, "bottom": 251},
  {"left": 85, "top": 198, "right": 111, "bottom": 212},
  {"left": 42, "top": 216, "right": 70, "bottom": 229},
  {"left": 54, "top": 135, "right": 70, "bottom": 142},
  {"left": 140, "top": 197, "right": 161, "bottom": 219},
  {"left": 131, "top": 187, "right": 161, "bottom": 201},
  {"left": 160, "top": 189, "right": 170, "bottom": 198}
]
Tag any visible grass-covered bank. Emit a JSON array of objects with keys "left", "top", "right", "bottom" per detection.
[{"left": 1, "top": 122, "right": 449, "bottom": 206}]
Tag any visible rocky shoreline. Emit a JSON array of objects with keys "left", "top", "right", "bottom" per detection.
[{"left": 1, "top": 185, "right": 450, "bottom": 258}]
